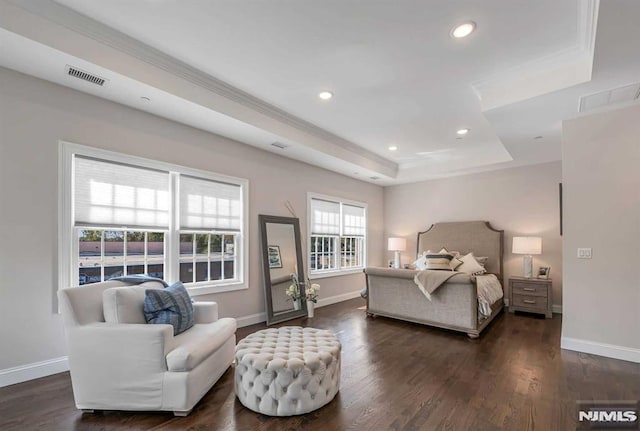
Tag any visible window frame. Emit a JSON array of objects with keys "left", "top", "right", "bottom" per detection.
[
  {"left": 307, "top": 192, "right": 367, "bottom": 279},
  {"left": 59, "top": 141, "right": 249, "bottom": 296}
]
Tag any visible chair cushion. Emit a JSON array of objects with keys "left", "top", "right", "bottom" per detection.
[
  {"left": 166, "top": 317, "right": 237, "bottom": 372},
  {"left": 103, "top": 282, "right": 165, "bottom": 324},
  {"left": 144, "top": 282, "right": 194, "bottom": 335}
]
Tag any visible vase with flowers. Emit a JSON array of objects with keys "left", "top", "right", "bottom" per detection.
[
  {"left": 305, "top": 282, "right": 320, "bottom": 318},
  {"left": 286, "top": 274, "right": 303, "bottom": 310}
]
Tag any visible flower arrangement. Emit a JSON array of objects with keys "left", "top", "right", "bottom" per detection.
[
  {"left": 286, "top": 273, "right": 303, "bottom": 302},
  {"left": 286, "top": 273, "right": 320, "bottom": 303},
  {"left": 305, "top": 283, "right": 320, "bottom": 304}
]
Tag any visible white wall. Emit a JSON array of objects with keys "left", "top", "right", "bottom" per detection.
[
  {"left": 384, "top": 162, "right": 563, "bottom": 307},
  {"left": 561, "top": 103, "right": 640, "bottom": 363},
  {"left": 0, "top": 67, "right": 384, "bottom": 374}
]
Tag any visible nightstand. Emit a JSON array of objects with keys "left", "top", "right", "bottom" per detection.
[{"left": 508, "top": 276, "right": 552, "bottom": 318}]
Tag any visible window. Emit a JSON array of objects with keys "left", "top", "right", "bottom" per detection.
[
  {"left": 177, "top": 175, "right": 241, "bottom": 286},
  {"left": 308, "top": 194, "right": 366, "bottom": 276},
  {"left": 59, "top": 142, "right": 248, "bottom": 295},
  {"left": 78, "top": 229, "right": 165, "bottom": 285}
]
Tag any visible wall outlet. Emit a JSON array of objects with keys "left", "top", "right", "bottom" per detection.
[{"left": 577, "top": 248, "right": 592, "bottom": 259}]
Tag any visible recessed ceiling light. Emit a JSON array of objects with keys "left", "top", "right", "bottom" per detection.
[
  {"left": 456, "top": 128, "right": 470, "bottom": 135},
  {"left": 451, "top": 21, "right": 476, "bottom": 39},
  {"left": 318, "top": 91, "right": 333, "bottom": 100},
  {"left": 388, "top": 145, "right": 398, "bottom": 151}
]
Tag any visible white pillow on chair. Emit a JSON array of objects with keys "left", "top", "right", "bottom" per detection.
[{"left": 103, "top": 284, "right": 163, "bottom": 324}]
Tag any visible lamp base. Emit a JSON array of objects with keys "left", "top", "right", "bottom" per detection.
[
  {"left": 394, "top": 251, "right": 401, "bottom": 269},
  {"left": 523, "top": 255, "right": 533, "bottom": 278}
]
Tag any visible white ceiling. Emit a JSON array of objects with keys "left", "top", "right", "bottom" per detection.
[{"left": 1, "top": 0, "right": 639, "bottom": 185}]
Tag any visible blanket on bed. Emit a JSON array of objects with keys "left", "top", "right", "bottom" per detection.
[
  {"left": 413, "top": 270, "right": 461, "bottom": 300},
  {"left": 413, "top": 271, "right": 503, "bottom": 318},
  {"left": 476, "top": 274, "right": 503, "bottom": 318}
]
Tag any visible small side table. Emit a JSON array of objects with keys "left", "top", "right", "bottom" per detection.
[{"left": 508, "top": 276, "right": 552, "bottom": 318}]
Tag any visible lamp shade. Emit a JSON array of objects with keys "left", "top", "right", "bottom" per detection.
[
  {"left": 387, "top": 237, "right": 406, "bottom": 252},
  {"left": 512, "top": 236, "right": 542, "bottom": 255}
]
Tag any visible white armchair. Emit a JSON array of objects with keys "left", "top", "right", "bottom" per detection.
[{"left": 58, "top": 280, "right": 237, "bottom": 416}]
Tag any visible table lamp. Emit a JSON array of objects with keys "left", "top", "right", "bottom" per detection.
[
  {"left": 388, "top": 237, "right": 406, "bottom": 269},
  {"left": 512, "top": 236, "right": 542, "bottom": 278}
]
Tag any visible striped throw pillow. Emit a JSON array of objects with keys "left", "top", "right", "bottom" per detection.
[
  {"left": 439, "top": 248, "right": 463, "bottom": 270},
  {"left": 424, "top": 252, "right": 454, "bottom": 271},
  {"left": 143, "top": 282, "right": 194, "bottom": 335}
]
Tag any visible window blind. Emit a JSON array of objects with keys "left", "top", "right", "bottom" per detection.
[
  {"left": 180, "top": 175, "right": 242, "bottom": 230},
  {"left": 310, "top": 198, "right": 340, "bottom": 235},
  {"left": 342, "top": 204, "right": 366, "bottom": 236},
  {"left": 74, "top": 156, "right": 170, "bottom": 228}
]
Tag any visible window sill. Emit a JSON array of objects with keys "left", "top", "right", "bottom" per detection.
[
  {"left": 187, "top": 281, "right": 247, "bottom": 296},
  {"left": 309, "top": 268, "right": 364, "bottom": 280}
]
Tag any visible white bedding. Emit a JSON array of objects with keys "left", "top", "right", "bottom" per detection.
[{"left": 476, "top": 274, "right": 503, "bottom": 318}]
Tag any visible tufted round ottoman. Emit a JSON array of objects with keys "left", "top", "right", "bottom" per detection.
[{"left": 234, "top": 326, "right": 341, "bottom": 416}]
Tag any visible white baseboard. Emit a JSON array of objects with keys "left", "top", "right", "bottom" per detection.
[
  {"left": 316, "top": 290, "right": 362, "bottom": 308},
  {"left": 0, "top": 356, "right": 69, "bottom": 388},
  {"left": 235, "top": 290, "right": 363, "bottom": 328},
  {"left": 561, "top": 337, "right": 640, "bottom": 364},
  {"left": 236, "top": 312, "right": 267, "bottom": 328}
]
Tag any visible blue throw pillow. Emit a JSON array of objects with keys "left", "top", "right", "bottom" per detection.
[{"left": 143, "top": 282, "right": 194, "bottom": 335}]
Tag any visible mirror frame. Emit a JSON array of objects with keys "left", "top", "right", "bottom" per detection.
[{"left": 259, "top": 214, "right": 307, "bottom": 325}]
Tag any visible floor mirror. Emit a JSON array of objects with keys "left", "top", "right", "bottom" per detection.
[{"left": 259, "top": 214, "right": 307, "bottom": 325}]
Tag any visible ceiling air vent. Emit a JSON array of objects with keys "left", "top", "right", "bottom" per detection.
[
  {"left": 579, "top": 82, "right": 640, "bottom": 113},
  {"left": 66, "top": 65, "right": 107, "bottom": 87},
  {"left": 270, "top": 142, "right": 290, "bottom": 149}
]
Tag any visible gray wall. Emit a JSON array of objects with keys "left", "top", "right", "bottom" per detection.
[
  {"left": 562, "top": 103, "right": 640, "bottom": 356},
  {"left": 0, "top": 67, "right": 384, "bottom": 370},
  {"left": 384, "top": 162, "right": 563, "bottom": 307}
]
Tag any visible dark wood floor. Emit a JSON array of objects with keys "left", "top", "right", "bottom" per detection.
[{"left": 2, "top": 299, "right": 639, "bottom": 431}]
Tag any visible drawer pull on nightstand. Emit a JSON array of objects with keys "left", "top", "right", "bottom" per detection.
[
  {"left": 523, "top": 299, "right": 536, "bottom": 304},
  {"left": 523, "top": 287, "right": 536, "bottom": 291}
]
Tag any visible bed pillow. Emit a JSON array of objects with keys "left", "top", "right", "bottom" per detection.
[
  {"left": 143, "top": 282, "right": 194, "bottom": 335},
  {"left": 412, "top": 254, "right": 428, "bottom": 271},
  {"left": 456, "top": 252, "right": 486, "bottom": 275},
  {"left": 424, "top": 252, "right": 454, "bottom": 271},
  {"left": 476, "top": 256, "right": 489, "bottom": 267},
  {"left": 439, "top": 248, "right": 463, "bottom": 271}
]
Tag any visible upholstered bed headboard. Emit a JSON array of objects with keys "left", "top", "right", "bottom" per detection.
[{"left": 416, "top": 221, "right": 504, "bottom": 282}]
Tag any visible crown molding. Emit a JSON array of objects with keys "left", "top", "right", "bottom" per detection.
[
  {"left": 472, "top": 0, "right": 599, "bottom": 112},
  {"left": 3, "top": 0, "right": 397, "bottom": 176},
  {"left": 577, "top": 0, "right": 599, "bottom": 53}
]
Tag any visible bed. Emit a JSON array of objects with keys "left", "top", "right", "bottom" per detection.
[{"left": 364, "top": 221, "right": 504, "bottom": 338}]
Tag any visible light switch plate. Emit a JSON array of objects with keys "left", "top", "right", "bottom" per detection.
[{"left": 577, "top": 248, "right": 592, "bottom": 259}]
